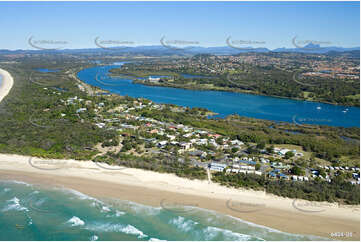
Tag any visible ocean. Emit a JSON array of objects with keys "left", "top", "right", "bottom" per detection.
[{"left": 0, "top": 180, "right": 329, "bottom": 241}]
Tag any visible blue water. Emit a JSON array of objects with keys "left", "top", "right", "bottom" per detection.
[
  {"left": 0, "top": 180, "right": 329, "bottom": 241},
  {"left": 35, "top": 68, "right": 59, "bottom": 73},
  {"left": 77, "top": 63, "right": 360, "bottom": 128}
]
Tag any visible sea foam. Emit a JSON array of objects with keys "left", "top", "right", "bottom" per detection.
[
  {"left": 85, "top": 222, "right": 148, "bottom": 238},
  {"left": 90, "top": 235, "right": 98, "bottom": 241},
  {"left": 169, "top": 216, "right": 199, "bottom": 232},
  {"left": 66, "top": 216, "right": 85, "bottom": 226},
  {"left": 2, "top": 197, "right": 29, "bottom": 212},
  {"left": 202, "top": 226, "right": 255, "bottom": 241}
]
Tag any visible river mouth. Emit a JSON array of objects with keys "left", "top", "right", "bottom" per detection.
[{"left": 77, "top": 63, "right": 360, "bottom": 128}]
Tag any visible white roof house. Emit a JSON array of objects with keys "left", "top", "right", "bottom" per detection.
[
  {"left": 179, "top": 142, "right": 192, "bottom": 150},
  {"left": 183, "top": 133, "right": 193, "bottom": 138},
  {"left": 166, "top": 135, "right": 176, "bottom": 140},
  {"left": 76, "top": 108, "right": 87, "bottom": 113},
  {"left": 278, "top": 148, "right": 290, "bottom": 155},
  {"left": 230, "top": 140, "right": 244, "bottom": 146},
  {"left": 95, "top": 123, "right": 106, "bottom": 128},
  {"left": 158, "top": 141, "right": 168, "bottom": 147}
]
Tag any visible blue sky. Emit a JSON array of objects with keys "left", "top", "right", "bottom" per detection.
[{"left": 0, "top": 1, "right": 359, "bottom": 50}]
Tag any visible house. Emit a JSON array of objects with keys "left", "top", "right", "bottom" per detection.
[
  {"left": 271, "top": 162, "right": 290, "bottom": 169},
  {"left": 158, "top": 140, "right": 168, "bottom": 148},
  {"left": 149, "top": 129, "right": 158, "bottom": 134},
  {"left": 209, "top": 162, "right": 227, "bottom": 172},
  {"left": 166, "top": 135, "right": 176, "bottom": 141},
  {"left": 76, "top": 108, "right": 87, "bottom": 113},
  {"left": 279, "top": 173, "right": 289, "bottom": 180},
  {"left": 120, "top": 124, "right": 138, "bottom": 130},
  {"left": 352, "top": 173, "right": 360, "bottom": 179},
  {"left": 196, "top": 139, "right": 208, "bottom": 145},
  {"left": 230, "top": 140, "right": 244, "bottom": 146},
  {"left": 183, "top": 133, "right": 193, "bottom": 138},
  {"left": 268, "top": 172, "right": 277, "bottom": 178},
  {"left": 260, "top": 158, "right": 269, "bottom": 163},
  {"left": 95, "top": 123, "right": 106, "bottom": 128},
  {"left": 189, "top": 150, "right": 207, "bottom": 158},
  {"left": 209, "top": 140, "right": 218, "bottom": 147},
  {"left": 145, "top": 138, "right": 157, "bottom": 143},
  {"left": 148, "top": 76, "right": 160, "bottom": 82},
  {"left": 278, "top": 148, "right": 290, "bottom": 156},
  {"left": 179, "top": 142, "right": 192, "bottom": 150}
]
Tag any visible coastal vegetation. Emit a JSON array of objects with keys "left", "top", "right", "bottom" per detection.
[
  {"left": 212, "top": 172, "right": 360, "bottom": 205},
  {"left": 110, "top": 52, "right": 360, "bottom": 106},
  {"left": 0, "top": 53, "right": 359, "bottom": 205}
]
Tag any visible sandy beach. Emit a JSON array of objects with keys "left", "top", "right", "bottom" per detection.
[
  {"left": 0, "top": 154, "right": 359, "bottom": 240},
  {"left": 0, "top": 68, "right": 14, "bottom": 103},
  {"left": 0, "top": 68, "right": 359, "bottom": 240}
]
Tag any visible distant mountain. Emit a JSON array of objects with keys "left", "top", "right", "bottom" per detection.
[
  {"left": 0, "top": 45, "right": 359, "bottom": 56},
  {"left": 273, "top": 43, "right": 359, "bottom": 54}
]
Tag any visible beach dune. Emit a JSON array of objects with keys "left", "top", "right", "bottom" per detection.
[
  {"left": 0, "top": 69, "right": 359, "bottom": 240},
  {"left": 0, "top": 154, "right": 359, "bottom": 240}
]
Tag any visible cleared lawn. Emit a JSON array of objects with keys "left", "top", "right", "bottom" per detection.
[{"left": 268, "top": 144, "right": 330, "bottom": 165}]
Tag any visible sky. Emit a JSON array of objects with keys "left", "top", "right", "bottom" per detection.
[{"left": 0, "top": 1, "right": 359, "bottom": 50}]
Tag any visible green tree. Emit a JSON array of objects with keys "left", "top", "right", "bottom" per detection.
[{"left": 284, "top": 151, "right": 295, "bottom": 159}]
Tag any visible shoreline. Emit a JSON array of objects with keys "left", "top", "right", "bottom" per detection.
[
  {"left": 0, "top": 154, "right": 359, "bottom": 240},
  {"left": 76, "top": 67, "right": 360, "bottom": 129},
  {"left": 109, "top": 67, "right": 359, "bottom": 108},
  {"left": 0, "top": 68, "right": 14, "bottom": 102},
  {"left": 78, "top": 66, "right": 359, "bottom": 109}
]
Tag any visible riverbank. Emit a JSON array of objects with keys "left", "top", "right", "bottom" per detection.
[
  {"left": 0, "top": 68, "right": 14, "bottom": 102},
  {"left": 77, "top": 65, "right": 360, "bottom": 127},
  {"left": 0, "top": 154, "right": 359, "bottom": 240},
  {"left": 132, "top": 79, "right": 360, "bottom": 107},
  {"left": 109, "top": 66, "right": 359, "bottom": 107}
]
